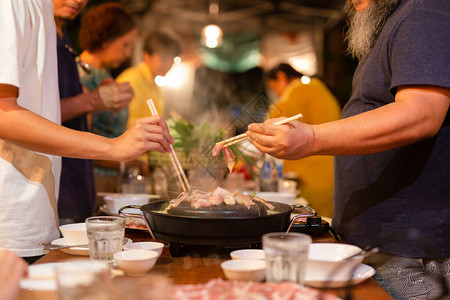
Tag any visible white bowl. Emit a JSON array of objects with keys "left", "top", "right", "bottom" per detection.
[
  {"left": 255, "top": 192, "right": 296, "bottom": 205},
  {"left": 59, "top": 223, "right": 88, "bottom": 245},
  {"left": 221, "top": 259, "right": 266, "bottom": 282},
  {"left": 230, "top": 249, "right": 265, "bottom": 260},
  {"left": 123, "top": 242, "right": 164, "bottom": 256},
  {"left": 305, "top": 243, "right": 363, "bottom": 281},
  {"left": 114, "top": 250, "right": 159, "bottom": 276},
  {"left": 104, "top": 194, "right": 158, "bottom": 214}
]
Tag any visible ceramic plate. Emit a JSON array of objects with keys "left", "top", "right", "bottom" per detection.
[
  {"left": 305, "top": 263, "right": 375, "bottom": 288},
  {"left": 51, "top": 237, "right": 132, "bottom": 256}
]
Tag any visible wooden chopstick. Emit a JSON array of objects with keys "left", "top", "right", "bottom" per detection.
[
  {"left": 146, "top": 99, "right": 191, "bottom": 192},
  {"left": 272, "top": 113, "right": 303, "bottom": 125},
  {"left": 222, "top": 136, "right": 247, "bottom": 148},
  {"left": 215, "top": 133, "right": 247, "bottom": 145},
  {"left": 216, "top": 113, "right": 303, "bottom": 147}
]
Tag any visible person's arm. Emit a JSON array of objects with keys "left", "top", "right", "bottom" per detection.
[
  {"left": 247, "top": 86, "right": 450, "bottom": 159},
  {"left": 60, "top": 81, "right": 134, "bottom": 122},
  {"left": 60, "top": 89, "right": 103, "bottom": 122},
  {"left": 0, "top": 249, "right": 27, "bottom": 300},
  {"left": 0, "top": 84, "right": 173, "bottom": 162}
]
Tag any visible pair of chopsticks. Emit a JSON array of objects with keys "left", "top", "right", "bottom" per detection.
[
  {"left": 146, "top": 99, "right": 191, "bottom": 192},
  {"left": 216, "top": 113, "right": 303, "bottom": 148}
]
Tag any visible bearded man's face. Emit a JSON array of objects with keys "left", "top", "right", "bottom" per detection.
[{"left": 345, "top": 0, "right": 401, "bottom": 59}]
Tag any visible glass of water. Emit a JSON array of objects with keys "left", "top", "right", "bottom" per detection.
[
  {"left": 55, "top": 260, "right": 111, "bottom": 300},
  {"left": 86, "top": 216, "right": 125, "bottom": 263},
  {"left": 262, "top": 232, "right": 312, "bottom": 285}
]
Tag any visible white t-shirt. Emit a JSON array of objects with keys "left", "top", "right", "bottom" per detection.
[{"left": 0, "top": 0, "right": 61, "bottom": 257}]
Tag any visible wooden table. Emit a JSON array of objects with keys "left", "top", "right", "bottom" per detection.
[{"left": 18, "top": 228, "right": 392, "bottom": 300}]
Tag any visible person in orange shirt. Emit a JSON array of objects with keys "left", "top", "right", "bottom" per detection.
[{"left": 266, "top": 63, "right": 341, "bottom": 217}]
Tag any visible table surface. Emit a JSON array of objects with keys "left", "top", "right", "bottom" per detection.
[{"left": 18, "top": 227, "right": 393, "bottom": 300}]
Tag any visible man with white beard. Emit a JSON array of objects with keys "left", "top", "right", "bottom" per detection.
[{"left": 248, "top": 0, "right": 450, "bottom": 298}]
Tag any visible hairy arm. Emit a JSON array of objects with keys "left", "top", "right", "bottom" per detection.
[
  {"left": 247, "top": 86, "right": 450, "bottom": 159},
  {"left": 0, "top": 84, "right": 173, "bottom": 161}
]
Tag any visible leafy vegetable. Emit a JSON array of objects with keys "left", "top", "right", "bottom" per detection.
[{"left": 167, "top": 118, "right": 257, "bottom": 178}]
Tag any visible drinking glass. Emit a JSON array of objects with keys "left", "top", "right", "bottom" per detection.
[
  {"left": 86, "top": 216, "right": 125, "bottom": 263},
  {"left": 55, "top": 260, "right": 111, "bottom": 300},
  {"left": 262, "top": 232, "right": 312, "bottom": 285}
]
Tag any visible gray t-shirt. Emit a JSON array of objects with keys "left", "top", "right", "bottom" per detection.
[{"left": 333, "top": 0, "right": 450, "bottom": 258}]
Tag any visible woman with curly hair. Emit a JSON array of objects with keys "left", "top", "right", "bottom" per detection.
[{"left": 78, "top": 3, "right": 139, "bottom": 193}]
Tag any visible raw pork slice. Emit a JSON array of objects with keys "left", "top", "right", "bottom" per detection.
[
  {"left": 212, "top": 142, "right": 236, "bottom": 173},
  {"left": 170, "top": 279, "right": 339, "bottom": 300}
]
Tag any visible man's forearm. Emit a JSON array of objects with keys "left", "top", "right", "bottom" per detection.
[
  {"left": 312, "top": 87, "right": 450, "bottom": 156},
  {"left": 0, "top": 100, "right": 113, "bottom": 160}
]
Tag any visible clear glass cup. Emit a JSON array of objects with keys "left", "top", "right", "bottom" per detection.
[
  {"left": 86, "top": 216, "right": 125, "bottom": 263},
  {"left": 262, "top": 232, "right": 312, "bottom": 285},
  {"left": 55, "top": 260, "right": 111, "bottom": 300}
]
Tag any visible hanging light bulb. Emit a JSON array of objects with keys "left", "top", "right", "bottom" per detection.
[
  {"left": 201, "top": 24, "right": 223, "bottom": 48},
  {"left": 201, "top": 1, "right": 223, "bottom": 48}
]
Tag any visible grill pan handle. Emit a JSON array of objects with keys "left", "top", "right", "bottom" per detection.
[
  {"left": 119, "top": 205, "right": 158, "bottom": 242},
  {"left": 285, "top": 205, "right": 317, "bottom": 234}
]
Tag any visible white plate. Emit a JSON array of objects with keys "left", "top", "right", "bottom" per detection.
[
  {"left": 51, "top": 237, "right": 132, "bottom": 256},
  {"left": 305, "top": 263, "right": 375, "bottom": 288},
  {"left": 20, "top": 262, "right": 67, "bottom": 291}
]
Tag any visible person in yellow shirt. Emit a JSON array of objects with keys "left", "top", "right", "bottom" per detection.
[
  {"left": 266, "top": 63, "right": 341, "bottom": 217},
  {"left": 116, "top": 30, "right": 181, "bottom": 173},
  {"left": 117, "top": 30, "right": 181, "bottom": 127}
]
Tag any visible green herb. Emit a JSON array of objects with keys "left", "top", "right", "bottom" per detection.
[{"left": 167, "top": 118, "right": 258, "bottom": 178}]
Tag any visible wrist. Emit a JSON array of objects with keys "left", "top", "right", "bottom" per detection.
[{"left": 310, "top": 124, "right": 327, "bottom": 156}]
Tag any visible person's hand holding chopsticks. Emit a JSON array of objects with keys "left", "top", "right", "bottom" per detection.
[
  {"left": 109, "top": 116, "right": 174, "bottom": 162},
  {"left": 247, "top": 116, "right": 315, "bottom": 160}
]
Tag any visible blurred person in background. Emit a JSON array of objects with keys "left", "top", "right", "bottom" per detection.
[
  {"left": 77, "top": 3, "right": 139, "bottom": 193},
  {"left": 266, "top": 63, "right": 341, "bottom": 217},
  {"left": 0, "top": 0, "right": 173, "bottom": 263},
  {"left": 248, "top": 0, "right": 450, "bottom": 298},
  {"left": 0, "top": 249, "right": 27, "bottom": 300},
  {"left": 116, "top": 29, "right": 182, "bottom": 172},
  {"left": 54, "top": 0, "right": 134, "bottom": 225}
]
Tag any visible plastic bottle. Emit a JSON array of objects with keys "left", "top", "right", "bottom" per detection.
[
  {"left": 121, "top": 166, "right": 147, "bottom": 194},
  {"left": 259, "top": 154, "right": 279, "bottom": 192},
  {"left": 274, "top": 158, "right": 284, "bottom": 192},
  {"left": 153, "top": 167, "right": 168, "bottom": 200}
]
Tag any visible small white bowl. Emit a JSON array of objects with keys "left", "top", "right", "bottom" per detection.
[
  {"left": 255, "top": 192, "right": 296, "bottom": 205},
  {"left": 123, "top": 242, "right": 164, "bottom": 256},
  {"left": 230, "top": 249, "right": 265, "bottom": 260},
  {"left": 221, "top": 259, "right": 266, "bottom": 282},
  {"left": 305, "top": 243, "right": 363, "bottom": 281},
  {"left": 59, "top": 223, "right": 87, "bottom": 245},
  {"left": 114, "top": 250, "right": 159, "bottom": 276},
  {"left": 104, "top": 194, "right": 158, "bottom": 214}
]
